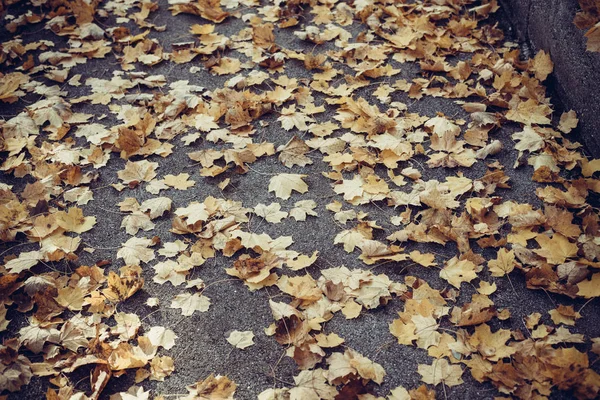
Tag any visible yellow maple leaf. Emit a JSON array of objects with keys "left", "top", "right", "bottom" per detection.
[
  {"left": 440, "top": 257, "right": 478, "bottom": 288},
  {"left": 185, "top": 374, "right": 237, "bottom": 400},
  {"left": 558, "top": 110, "right": 578, "bottom": 133},
  {"left": 534, "top": 233, "right": 578, "bottom": 264},
  {"left": 506, "top": 99, "right": 552, "bottom": 125},
  {"left": 577, "top": 273, "right": 600, "bottom": 298},
  {"left": 254, "top": 203, "right": 288, "bottom": 223},
  {"left": 531, "top": 50, "right": 553, "bottom": 81},
  {"left": 163, "top": 173, "right": 195, "bottom": 190},
  {"left": 277, "top": 136, "right": 312, "bottom": 168},
  {"left": 389, "top": 318, "right": 418, "bottom": 346},
  {"left": 314, "top": 333, "right": 344, "bottom": 348},
  {"left": 488, "top": 248, "right": 516, "bottom": 277},
  {"left": 409, "top": 250, "right": 437, "bottom": 267},
  {"left": 268, "top": 174, "right": 308, "bottom": 200},
  {"left": 117, "top": 160, "right": 158, "bottom": 185},
  {"left": 417, "top": 358, "right": 463, "bottom": 387}
]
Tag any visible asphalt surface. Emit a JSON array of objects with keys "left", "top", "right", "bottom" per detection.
[{"left": 1, "top": 1, "right": 600, "bottom": 399}]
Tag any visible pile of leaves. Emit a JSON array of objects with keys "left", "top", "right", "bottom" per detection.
[{"left": 1, "top": 0, "right": 600, "bottom": 399}]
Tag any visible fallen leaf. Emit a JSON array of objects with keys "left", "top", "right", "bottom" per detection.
[
  {"left": 488, "top": 248, "right": 516, "bottom": 277},
  {"left": 170, "top": 292, "right": 211, "bottom": 316},
  {"left": 226, "top": 330, "right": 255, "bottom": 349},
  {"left": 418, "top": 358, "right": 463, "bottom": 387},
  {"left": 440, "top": 257, "right": 479, "bottom": 288},
  {"left": 268, "top": 174, "right": 308, "bottom": 200}
]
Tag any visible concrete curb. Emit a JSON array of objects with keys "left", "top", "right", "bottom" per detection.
[{"left": 500, "top": 0, "right": 600, "bottom": 157}]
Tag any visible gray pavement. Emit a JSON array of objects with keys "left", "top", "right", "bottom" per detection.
[{"left": 1, "top": 1, "right": 600, "bottom": 399}]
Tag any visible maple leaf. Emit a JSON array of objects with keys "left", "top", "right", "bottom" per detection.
[
  {"left": 534, "top": 233, "right": 578, "bottom": 264},
  {"left": 56, "top": 286, "right": 85, "bottom": 311},
  {"left": 506, "top": 99, "right": 552, "bottom": 125},
  {"left": 110, "top": 386, "right": 150, "bottom": 400},
  {"left": 121, "top": 212, "right": 155, "bottom": 235},
  {"left": 103, "top": 266, "right": 145, "bottom": 302},
  {"left": 440, "top": 257, "right": 478, "bottom": 288},
  {"left": 478, "top": 281, "right": 497, "bottom": 295},
  {"left": 211, "top": 57, "right": 241, "bottom": 75},
  {"left": 64, "top": 186, "right": 94, "bottom": 205},
  {"left": 194, "top": 114, "right": 220, "bottom": 131},
  {"left": 163, "top": 173, "right": 196, "bottom": 190},
  {"left": 558, "top": 110, "right": 578, "bottom": 133},
  {"left": 175, "top": 202, "right": 209, "bottom": 225},
  {"left": 113, "top": 312, "right": 141, "bottom": 340},
  {"left": 254, "top": 203, "right": 288, "bottom": 223},
  {"left": 389, "top": 318, "right": 418, "bottom": 346},
  {"left": 413, "top": 315, "right": 441, "bottom": 349},
  {"left": 549, "top": 305, "right": 581, "bottom": 326},
  {"left": 585, "top": 22, "right": 600, "bottom": 52},
  {"left": 326, "top": 348, "right": 386, "bottom": 385},
  {"left": 153, "top": 260, "right": 187, "bottom": 287},
  {"left": 425, "top": 116, "right": 461, "bottom": 137},
  {"left": 333, "top": 175, "right": 364, "bottom": 201},
  {"left": 268, "top": 174, "right": 308, "bottom": 200},
  {"left": 289, "top": 200, "right": 318, "bottom": 221},
  {"left": 188, "top": 149, "right": 223, "bottom": 168},
  {"left": 418, "top": 358, "right": 463, "bottom": 387},
  {"left": 278, "top": 136, "right": 313, "bottom": 168},
  {"left": 409, "top": 250, "right": 437, "bottom": 267},
  {"left": 4, "top": 1, "right": 600, "bottom": 398},
  {"left": 140, "top": 197, "right": 172, "bottom": 219},
  {"left": 511, "top": 126, "right": 545, "bottom": 154},
  {"left": 0, "top": 305, "right": 10, "bottom": 332},
  {"left": 544, "top": 205, "right": 581, "bottom": 238},
  {"left": 184, "top": 374, "right": 237, "bottom": 400},
  {"left": 117, "top": 237, "right": 156, "bottom": 265},
  {"left": 289, "top": 369, "right": 338, "bottom": 400},
  {"left": 146, "top": 298, "right": 160, "bottom": 307},
  {"left": 286, "top": 251, "right": 319, "bottom": 271},
  {"left": 0, "top": 351, "right": 32, "bottom": 392},
  {"left": 269, "top": 300, "right": 302, "bottom": 320},
  {"left": 170, "top": 292, "right": 211, "bottom": 316},
  {"left": 226, "top": 330, "right": 255, "bottom": 349},
  {"left": 55, "top": 208, "right": 96, "bottom": 234},
  {"left": 314, "top": 333, "right": 344, "bottom": 348},
  {"left": 0, "top": 72, "right": 28, "bottom": 103},
  {"left": 531, "top": 50, "right": 553, "bottom": 81},
  {"left": 581, "top": 158, "right": 600, "bottom": 177},
  {"left": 231, "top": 231, "right": 274, "bottom": 253},
  {"left": 170, "top": 0, "right": 229, "bottom": 23},
  {"left": 388, "top": 386, "right": 411, "bottom": 400},
  {"left": 468, "top": 323, "right": 516, "bottom": 361},
  {"left": 118, "top": 160, "right": 159, "bottom": 185},
  {"left": 150, "top": 355, "right": 175, "bottom": 381},
  {"left": 19, "top": 322, "right": 60, "bottom": 353},
  {"left": 278, "top": 105, "right": 314, "bottom": 131},
  {"left": 159, "top": 240, "right": 188, "bottom": 257},
  {"left": 577, "top": 273, "right": 600, "bottom": 298},
  {"left": 488, "top": 248, "right": 516, "bottom": 277},
  {"left": 342, "top": 301, "right": 362, "bottom": 319},
  {"left": 58, "top": 320, "right": 89, "bottom": 352},
  {"left": 146, "top": 326, "right": 177, "bottom": 350},
  {"left": 277, "top": 274, "right": 322, "bottom": 302},
  {"left": 4, "top": 250, "right": 42, "bottom": 274}
]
